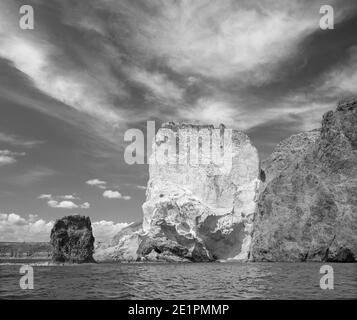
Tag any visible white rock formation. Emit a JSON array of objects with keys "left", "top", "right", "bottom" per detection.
[
  {"left": 95, "top": 123, "right": 260, "bottom": 262},
  {"left": 141, "top": 123, "right": 260, "bottom": 261}
]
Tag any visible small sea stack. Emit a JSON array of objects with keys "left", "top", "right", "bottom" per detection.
[{"left": 50, "top": 215, "right": 96, "bottom": 263}]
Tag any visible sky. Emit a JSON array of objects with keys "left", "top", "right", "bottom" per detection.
[{"left": 0, "top": 0, "right": 356, "bottom": 242}]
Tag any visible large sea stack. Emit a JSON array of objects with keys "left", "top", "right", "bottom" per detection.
[
  {"left": 251, "top": 98, "right": 357, "bottom": 262},
  {"left": 95, "top": 124, "right": 260, "bottom": 262},
  {"left": 51, "top": 215, "right": 95, "bottom": 263}
]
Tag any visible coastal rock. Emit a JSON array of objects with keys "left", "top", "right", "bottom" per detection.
[
  {"left": 143, "top": 123, "right": 259, "bottom": 261},
  {"left": 250, "top": 98, "right": 357, "bottom": 262},
  {"left": 50, "top": 215, "right": 95, "bottom": 263},
  {"left": 96, "top": 123, "right": 260, "bottom": 262},
  {"left": 94, "top": 222, "right": 142, "bottom": 261}
]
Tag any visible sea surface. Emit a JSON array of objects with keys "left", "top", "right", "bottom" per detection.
[{"left": 0, "top": 260, "right": 356, "bottom": 299}]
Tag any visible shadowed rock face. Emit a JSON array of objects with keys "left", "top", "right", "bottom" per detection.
[
  {"left": 251, "top": 98, "right": 357, "bottom": 262},
  {"left": 50, "top": 215, "right": 95, "bottom": 263}
]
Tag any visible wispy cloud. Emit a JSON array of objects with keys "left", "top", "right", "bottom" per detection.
[
  {"left": 127, "top": 67, "right": 184, "bottom": 102},
  {"left": 179, "top": 98, "right": 236, "bottom": 126},
  {"left": 124, "top": 0, "right": 327, "bottom": 82},
  {"left": 0, "top": 132, "right": 44, "bottom": 148},
  {"left": 0, "top": 38, "right": 123, "bottom": 125},
  {"left": 86, "top": 178, "right": 107, "bottom": 189},
  {"left": 0, "top": 149, "right": 25, "bottom": 166},
  {"left": 8, "top": 167, "right": 55, "bottom": 185}
]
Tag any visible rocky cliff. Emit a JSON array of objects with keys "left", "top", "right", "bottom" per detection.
[
  {"left": 51, "top": 215, "right": 95, "bottom": 263},
  {"left": 94, "top": 221, "right": 142, "bottom": 261},
  {"left": 95, "top": 99, "right": 356, "bottom": 263},
  {"left": 95, "top": 123, "right": 260, "bottom": 262},
  {"left": 251, "top": 98, "right": 357, "bottom": 262}
]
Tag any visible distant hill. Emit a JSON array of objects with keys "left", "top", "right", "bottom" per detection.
[{"left": 0, "top": 242, "right": 52, "bottom": 259}]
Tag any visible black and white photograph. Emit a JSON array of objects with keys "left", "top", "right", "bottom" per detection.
[{"left": 0, "top": 0, "right": 356, "bottom": 309}]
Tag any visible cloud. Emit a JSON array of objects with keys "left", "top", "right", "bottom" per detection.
[
  {"left": 102, "top": 190, "right": 131, "bottom": 200},
  {"left": 124, "top": 0, "right": 326, "bottom": 82},
  {"left": 179, "top": 98, "right": 237, "bottom": 126},
  {"left": 60, "top": 195, "right": 77, "bottom": 200},
  {"left": 127, "top": 67, "right": 184, "bottom": 102},
  {"left": 0, "top": 149, "right": 25, "bottom": 166},
  {"left": 0, "top": 213, "right": 54, "bottom": 242},
  {"left": 0, "top": 132, "right": 44, "bottom": 148},
  {"left": 0, "top": 35, "right": 123, "bottom": 126},
  {"left": 9, "top": 167, "right": 56, "bottom": 185},
  {"left": 86, "top": 178, "right": 107, "bottom": 189},
  {"left": 80, "top": 202, "right": 91, "bottom": 209},
  {"left": 0, "top": 1, "right": 128, "bottom": 151},
  {"left": 38, "top": 194, "right": 90, "bottom": 209},
  {"left": 38, "top": 194, "right": 52, "bottom": 200},
  {"left": 47, "top": 200, "right": 80, "bottom": 209},
  {"left": 0, "top": 213, "right": 130, "bottom": 242},
  {"left": 47, "top": 200, "right": 90, "bottom": 209},
  {"left": 136, "top": 185, "right": 147, "bottom": 190},
  {"left": 103, "top": 190, "right": 121, "bottom": 199},
  {"left": 319, "top": 46, "right": 357, "bottom": 98},
  {"left": 38, "top": 194, "right": 78, "bottom": 200},
  {"left": 92, "top": 220, "right": 130, "bottom": 243}
]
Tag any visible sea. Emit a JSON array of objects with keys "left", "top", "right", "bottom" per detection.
[{"left": 0, "top": 260, "right": 356, "bottom": 299}]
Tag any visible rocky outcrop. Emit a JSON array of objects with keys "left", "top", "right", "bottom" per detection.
[
  {"left": 95, "top": 123, "right": 260, "bottom": 262},
  {"left": 250, "top": 98, "right": 357, "bottom": 262},
  {"left": 50, "top": 215, "right": 95, "bottom": 263},
  {"left": 95, "top": 99, "right": 356, "bottom": 263},
  {"left": 93, "top": 222, "right": 142, "bottom": 261},
  {"left": 140, "top": 123, "right": 260, "bottom": 261}
]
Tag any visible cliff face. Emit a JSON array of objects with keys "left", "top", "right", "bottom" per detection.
[
  {"left": 95, "top": 123, "right": 260, "bottom": 262},
  {"left": 251, "top": 99, "right": 357, "bottom": 262},
  {"left": 93, "top": 221, "right": 142, "bottom": 261},
  {"left": 95, "top": 99, "right": 357, "bottom": 263},
  {"left": 140, "top": 123, "right": 260, "bottom": 261},
  {"left": 51, "top": 215, "right": 95, "bottom": 263}
]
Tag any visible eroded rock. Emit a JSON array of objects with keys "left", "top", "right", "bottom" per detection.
[
  {"left": 140, "top": 123, "right": 260, "bottom": 261},
  {"left": 250, "top": 98, "right": 357, "bottom": 262},
  {"left": 95, "top": 123, "right": 260, "bottom": 262},
  {"left": 50, "top": 215, "right": 95, "bottom": 263}
]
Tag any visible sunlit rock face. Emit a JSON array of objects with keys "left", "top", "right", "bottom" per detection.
[
  {"left": 251, "top": 99, "right": 357, "bottom": 262},
  {"left": 141, "top": 123, "right": 260, "bottom": 261},
  {"left": 93, "top": 222, "right": 142, "bottom": 262}
]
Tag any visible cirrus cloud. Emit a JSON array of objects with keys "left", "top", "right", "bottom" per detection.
[{"left": 0, "top": 149, "right": 25, "bottom": 166}]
